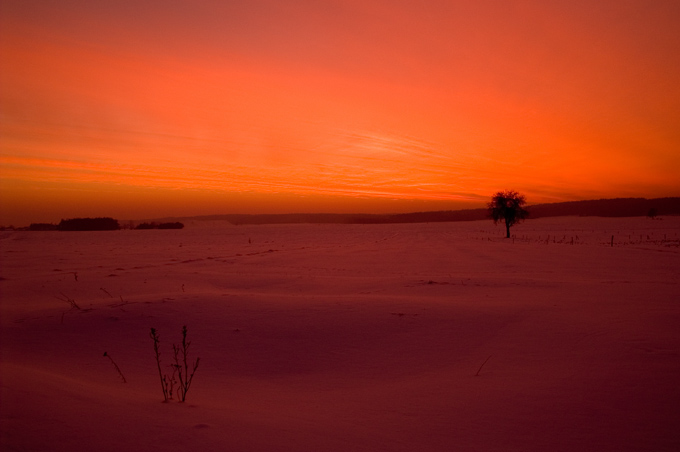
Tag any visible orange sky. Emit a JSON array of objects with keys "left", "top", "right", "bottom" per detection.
[{"left": 2, "top": 0, "right": 679, "bottom": 225}]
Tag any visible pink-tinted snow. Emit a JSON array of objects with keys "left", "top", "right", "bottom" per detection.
[{"left": 1, "top": 217, "right": 679, "bottom": 451}]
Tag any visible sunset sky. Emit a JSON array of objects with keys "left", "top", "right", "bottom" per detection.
[{"left": 1, "top": 0, "right": 679, "bottom": 225}]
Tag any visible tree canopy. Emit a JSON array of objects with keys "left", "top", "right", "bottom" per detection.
[{"left": 488, "top": 190, "right": 529, "bottom": 238}]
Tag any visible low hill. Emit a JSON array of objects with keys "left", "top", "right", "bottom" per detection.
[
  {"left": 528, "top": 197, "right": 680, "bottom": 219},
  {"left": 142, "top": 197, "right": 680, "bottom": 226}
]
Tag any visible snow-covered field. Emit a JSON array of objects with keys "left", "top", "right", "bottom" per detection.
[{"left": 1, "top": 216, "right": 679, "bottom": 451}]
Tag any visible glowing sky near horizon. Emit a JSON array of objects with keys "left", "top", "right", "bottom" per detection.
[{"left": 1, "top": 0, "right": 679, "bottom": 224}]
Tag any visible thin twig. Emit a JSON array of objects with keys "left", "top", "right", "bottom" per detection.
[
  {"left": 150, "top": 328, "right": 169, "bottom": 402},
  {"left": 475, "top": 355, "right": 492, "bottom": 377},
  {"left": 56, "top": 293, "right": 80, "bottom": 310},
  {"left": 103, "top": 351, "right": 127, "bottom": 383},
  {"left": 173, "top": 325, "right": 200, "bottom": 402}
]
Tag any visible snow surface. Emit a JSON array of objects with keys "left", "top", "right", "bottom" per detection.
[{"left": 1, "top": 217, "right": 679, "bottom": 451}]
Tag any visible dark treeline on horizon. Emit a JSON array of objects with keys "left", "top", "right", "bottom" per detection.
[
  {"left": 22, "top": 218, "right": 184, "bottom": 231},
  {"left": 135, "top": 222, "right": 184, "bottom": 230},
  {"left": 4, "top": 197, "right": 679, "bottom": 230},
  {"left": 57, "top": 217, "right": 120, "bottom": 231}
]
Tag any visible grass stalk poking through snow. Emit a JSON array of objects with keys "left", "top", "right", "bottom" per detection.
[
  {"left": 150, "top": 328, "right": 175, "bottom": 402},
  {"left": 103, "top": 351, "right": 127, "bottom": 383},
  {"left": 173, "top": 325, "right": 201, "bottom": 402},
  {"left": 56, "top": 292, "right": 92, "bottom": 323},
  {"left": 475, "top": 355, "right": 492, "bottom": 376},
  {"left": 56, "top": 292, "right": 80, "bottom": 310},
  {"left": 150, "top": 326, "right": 199, "bottom": 402}
]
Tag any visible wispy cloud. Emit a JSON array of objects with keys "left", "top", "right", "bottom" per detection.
[{"left": 2, "top": 0, "right": 679, "bottom": 223}]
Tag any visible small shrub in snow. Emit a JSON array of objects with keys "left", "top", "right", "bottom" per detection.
[
  {"left": 150, "top": 325, "right": 200, "bottom": 403},
  {"left": 150, "top": 327, "right": 176, "bottom": 402},
  {"left": 172, "top": 325, "right": 201, "bottom": 402}
]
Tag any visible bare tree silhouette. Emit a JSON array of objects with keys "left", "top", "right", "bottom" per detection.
[{"left": 488, "top": 190, "right": 529, "bottom": 238}]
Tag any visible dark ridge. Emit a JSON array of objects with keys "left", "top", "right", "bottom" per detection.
[
  {"left": 144, "top": 197, "right": 679, "bottom": 226},
  {"left": 4, "top": 197, "right": 679, "bottom": 231},
  {"left": 528, "top": 197, "right": 680, "bottom": 218},
  {"left": 202, "top": 210, "right": 489, "bottom": 225}
]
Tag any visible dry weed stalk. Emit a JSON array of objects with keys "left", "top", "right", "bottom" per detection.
[
  {"left": 56, "top": 292, "right": 88, "bottom": 323},
  {"left": 150, "top": 325, "right": 199, "bottom": 403},
  {"left": 56, "top": 293, "right": 81, "bottom": 310},
  {"left": 172, "top": 325, "right": 201, "bottom": 402},
  {"left": 475, "top": 355, "right": 492, "bottom": 377},
  {"left": 103, "top": 351, "right": 127, "bottom": 383},
  {"left": 150, "top": 328, "right": 175, "bottom": 402}
]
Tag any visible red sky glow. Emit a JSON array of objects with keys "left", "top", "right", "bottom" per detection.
[{"left": 1, "top": 0, "right": 679, "bottom": 224}]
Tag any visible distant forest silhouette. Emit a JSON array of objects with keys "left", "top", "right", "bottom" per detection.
[
  {"left": 58, "top": 217, "right": 120, "bottom": 231},
  {"left": 7, "top": 197, "right": 679, "bottom": 230},
  {"left": 134, "top": 222, "right": 184, "bottom": 230},
  {"left": 24, "top": 218, "right": 183, "bottom": 231}
]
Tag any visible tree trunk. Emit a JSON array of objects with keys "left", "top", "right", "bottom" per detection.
[{"left": 505, "top": 222, "right": 510, "bottom": 238}]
